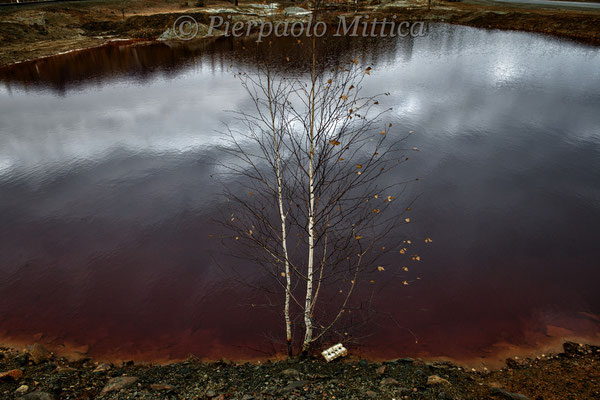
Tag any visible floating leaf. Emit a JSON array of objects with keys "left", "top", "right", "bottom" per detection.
[
  {"left": 387, "top": 195, "right": 395, "bottom": 202},
  {"left": 355, "top": 235, "right": 363, "bottom": 240},
  {"left": 281, "top": 272, "right": 286, "bottom": 277},
  {"left": 286, "top": 57, "right": 290, "bottom": 62},
  {"left": 329, "top": 139, "right": 341, "bottom": 146},
  {"left": 402, "top": 267, "right": 409, "bottom": 271},
  {"left": 374, "top": 101, "right": 379, "bottom": 105},
  {"left": 374, "top": 194, "right": 379, "bottom": 199},
  {"left": 399, "top": 249, "right": 406, "bottom": 254},
  {"left": 402, "top": 280, "right": 409, "bottom": 285},
  {"left": 377, "top": 266, "right": 385, "bottom": 271},
  {"left": 356, "top": 164, "right": 363, "bottom": 169},
  {"left": 381, "top": 130, "right": 386, "bottom": 135},
  {"left": 373, "top": 209, "right": 381, "bottom": 213},
  {"left": 341, "top": 95, "right": 348, "bottom": 100},
  {"left": 327, "top": 79, "right": 332, "bottom": 84},
  {"left": 405, "top": 218, "right": 410, "bottom": 223}
]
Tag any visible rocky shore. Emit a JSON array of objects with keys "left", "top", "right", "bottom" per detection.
[
  {"left": 0, "top": 0, "right": 599, "bottom": 67},
  {"left": 1, "top": 342, "right": 599, "bottom": 399}
]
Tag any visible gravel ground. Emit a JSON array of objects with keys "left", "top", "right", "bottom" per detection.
[{"left": 1, "top": 342, "right": 599, "bottom": 399}]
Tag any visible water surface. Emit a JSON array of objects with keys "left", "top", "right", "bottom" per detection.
[{"left": 1, "top": 24, "right": 600, "bottom": 365}]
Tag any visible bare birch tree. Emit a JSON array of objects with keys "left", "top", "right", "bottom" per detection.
[{"left": 217, "top": 27, "right": 416, "bottom": 357}]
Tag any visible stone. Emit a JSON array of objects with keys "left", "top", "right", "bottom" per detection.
[
  {"left": 206, "top": 390, "right": 217, "bottom": 397},
  {"left": 149, "top": 384, "right": 175, "bottom": 391},
  {"left": 427, "top": 375, "right": 451, "bottom": 385},
  {"left": 365, "top": 390, "right": 378, "bottom": 398},
  {"left": 28, "top": 344, "right": 52, "bottom": 364},
  {"left": 562, "top": 342, "right": 598, "bottom": 356},
  {"left": 491, "top": 388, "right": 531, "bottom": 400},
  {"left": 0, "top": 369, "right": 23, "bottom": 381},
  {"left": 15, "top": 385, "right": 29, "bottom": 394},
  {"left": 399, "top": 357, "right": 414, "bottom": 363},
  {"left": 358, "top": 359, "right": 368, "bottom": 367},
  {"left": 282, "top": 368, "right": 300, "bottom": 377},
  {"left": 380, "top": 377, "right": 399, "bottom": 386},
  {"left": 505, "top": 358, "right": 520, "bottom": 369},
  {"left": 220, "top": 357, "right": 233, "bottom": 365},
  {"left": 53, "top": 366, "right": 78, "bottom": 373},
  {"left": 93, "top": 363, "right": 111, "bottom": 373},
  {"left": 281, "top": 380, "right": 310, "bottom": 392},
  {"left": 283, "top": 7, "right": 311, "bottom": 16},
  {"left": 376, "top": 365, "right": 386, "bottom": 375},
  {"left": 100, "top": 376, "right": 138, "bottom": 394},
  {"left": 19, "top": 392, "right": 55, "bottom": 400}
]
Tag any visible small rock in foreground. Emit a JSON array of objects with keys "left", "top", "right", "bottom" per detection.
[
  {"left": 427, "top": 375, "right": 451, "bottom": 385},
  {"left": 18, "top": 392, "right": 55, "bottom": 400},
  {"left": 0, "top": 368, "right": 23, "bottom": 381},
  {"left": 27, "top": 344, "right": 52, "bottom": 364},
  {"left": 149, "top": 383, "right": 176, "bottom": 391},
  {"left": 491, "top": 387, "right": 531, "bottom": 400},
  {"left": 101, "top": 376, "right": 138, "bottom": 394},
  {"left": 15, "top": 384, "right": 29, "bottom": 394},
  {"left": 380, "top": 377, "right": 399, "bottom": 386}
]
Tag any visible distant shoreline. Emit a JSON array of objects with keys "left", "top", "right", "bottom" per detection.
[{"left": 0, "top": 0, "right": 599, "bottom": 68}]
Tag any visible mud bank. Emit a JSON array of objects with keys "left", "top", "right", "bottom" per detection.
[{"left": 0, "top": 0, "right": 599, "bottom": 67}]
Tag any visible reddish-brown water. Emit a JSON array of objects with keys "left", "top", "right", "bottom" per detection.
[{"left": 1, "top": 24, "right": 599, "bottom": 367}]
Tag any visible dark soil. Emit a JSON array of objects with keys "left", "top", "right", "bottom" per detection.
[{"left": 1, "top": 342, "right": 599, "bottom": 399}]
